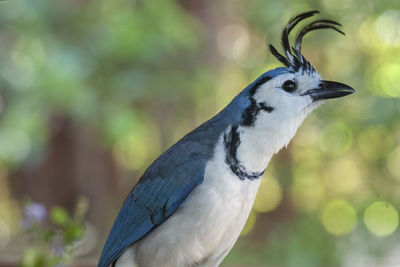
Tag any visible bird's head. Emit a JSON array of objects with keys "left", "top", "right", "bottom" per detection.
[{"left": 239, "top": 11, "right": 354, "bottom": 131}]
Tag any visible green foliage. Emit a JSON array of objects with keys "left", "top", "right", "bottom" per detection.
[
  {"left": 50, "top": 207, "right": 69, "bottom": 227},
  {"left": 19, "top": 198, "right": 88, "bottom": 267}
]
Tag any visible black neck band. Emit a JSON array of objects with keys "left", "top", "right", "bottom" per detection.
[{"left": 223, "top": 125, "right": 265, "bottom": 180}]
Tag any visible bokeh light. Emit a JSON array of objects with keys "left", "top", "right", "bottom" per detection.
[
  {"left": 253, "top": 176, "right": 282, "bottom": 213},
  {"left": 217, "top": 24, "right": 250, "bottom": 63},
  {"left": 324, "top": 157, "right": 363, "bottom": 195},
  {"left": 387, "top": 146, "right": 400, "bottom": 182},
  {"left": 319, "top": 122, "right": 353, "bottom": 156},
  {"left": 375, "top": 10, "right": 400, "bottom": 46},
  {"left": 373, "top": 63, "right": 400, "bottom": 97},
  {"left": 357, "top": 17, "right": 386, "bottom": 54},
  {"left": 322, "top": 199, "right": 357, "bottom": 236},
  {"left": 240, "top": 211, "right": 257, "bottom": 236},
  {"left": 112, "top": 120, "right": 160, "bottom": 172},
  {"left": 291, "top": 172, "right": 325, "bottom": 212},
  {"left": 364, "top": 201, "right": 399, "bottom": 237},
  {"left": 112, "top": 129, "right": 160, "bottom": 171}
]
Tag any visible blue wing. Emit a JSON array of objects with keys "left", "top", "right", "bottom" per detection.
[
  {"left": 98, "top": 86, "right": 252, "bottom": 267},
  {"left": 98, "top": 143, "right": 208, "bottom": 267}
]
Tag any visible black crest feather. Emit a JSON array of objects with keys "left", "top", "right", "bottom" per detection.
[{"left": 269, "top": 10, "right": 345, "bottom": 72}]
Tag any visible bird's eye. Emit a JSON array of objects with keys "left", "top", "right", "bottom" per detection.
[{"left": 282, "top": 80, "right": 297, "bottom": 92}]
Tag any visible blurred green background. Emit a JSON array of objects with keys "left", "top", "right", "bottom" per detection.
[{"left": 0, "top": 0, "right": 399, "bottom": 266}]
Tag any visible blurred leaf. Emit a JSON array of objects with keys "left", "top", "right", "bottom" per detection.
[
  {"left": 19, "top": 248, "right": 49, "bottom": 267},
  {"left": 50, "top": 207, "right": 69, "bottom": 227},
  {"left": 63, "top": 222, "right": 84, "bottom": 244}
]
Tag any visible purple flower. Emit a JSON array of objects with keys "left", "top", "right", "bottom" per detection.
[{"left": 22, "top": 203, "right": 47, "bottom": 228}]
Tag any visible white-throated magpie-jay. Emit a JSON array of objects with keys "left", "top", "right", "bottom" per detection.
[{"left": 99, "top": 10, "right": 355, "bottom": 267}]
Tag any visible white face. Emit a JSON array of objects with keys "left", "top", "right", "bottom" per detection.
[
  {"left": 232, "top": 67, "right": 353, "bottom": 172},
  {"left": 240, "top": 69, "right": 325, "bottom": 159},
  {"left": 253, "top": 70, "right": 323, "bottom": 122}
]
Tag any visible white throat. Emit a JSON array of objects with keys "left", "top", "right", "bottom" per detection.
[{"left": 236, "top": 103, "right": 318, "bottom": 172}]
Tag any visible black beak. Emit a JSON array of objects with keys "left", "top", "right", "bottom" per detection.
[{"left": 303, "top": 80, "right": 355, "bottom": 101}]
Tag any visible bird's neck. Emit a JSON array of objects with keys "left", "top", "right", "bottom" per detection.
[{"left": 223, "top": 113, "right": 307, "bottom": 178}]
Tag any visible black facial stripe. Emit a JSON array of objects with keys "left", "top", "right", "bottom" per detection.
[
  {"left": 249, "top": 76, "right": 272, "bottom": 96},
  {"left": 241, "top": 75, "right": 274, "bottom": 127},
  {"left": 223, "top": 125, "right": 265, "bottom": 180},
  {"left": 241, "top": 98, "right": 274, "bottom": 127},
  {"left": 258, "top": 102, "right": 274, "bottom": 113},
  {"left": 241, "top": 98, "right": 259, "bottom": 127}
]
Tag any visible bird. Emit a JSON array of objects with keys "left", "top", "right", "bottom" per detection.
[{"left": 98, "top": 10, "right": 355, "bottom": 267}]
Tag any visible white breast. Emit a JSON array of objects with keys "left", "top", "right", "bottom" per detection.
[{"left": 116, "top": 133, "right": 262, "bottom": 267}]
